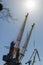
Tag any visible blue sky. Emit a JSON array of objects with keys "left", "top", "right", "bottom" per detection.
[{"left": 0, "top": 0, "right": 43, "bottom": 65}]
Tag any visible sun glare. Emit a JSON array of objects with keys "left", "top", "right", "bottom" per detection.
[
  {"left": 28, "top": 1, "right": 35, "bottom": 9},
  {"left": 24, "top": 0, "right": 36, "bottom": 12}
]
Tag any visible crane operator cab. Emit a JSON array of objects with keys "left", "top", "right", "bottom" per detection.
[
  {"left": 3, "top": 41, "right": 15, "bottom": 62},
  {"left": 3, "top": 41, "right": 21, "bottom": 65}
]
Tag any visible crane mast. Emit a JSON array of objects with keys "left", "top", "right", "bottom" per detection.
[{"left": 19, "top": 23, "right": 35, "bottom": 61}]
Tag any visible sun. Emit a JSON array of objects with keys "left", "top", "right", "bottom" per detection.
[
  {"left": 24, "top": 0, "right": 36, "bottom": 12},
  {"left": 28, "top": 1, "right": 35, "bottom": 10}
]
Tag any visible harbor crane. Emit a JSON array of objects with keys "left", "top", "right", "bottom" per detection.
[
  {"left": 3, "top": 13, "right": 35, "bottom": 65},
  {"left": 3, "top": 13, "right": 29, "bottom": 64}
]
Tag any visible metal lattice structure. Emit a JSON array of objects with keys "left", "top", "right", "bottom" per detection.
[
  {"left": 3, "top": 13, "right": 35, "bottom": 65},
  {"left": 25, "top": 48, "right": 41, "bottom": 65},
  {"left": 3, "top": 13, "right": 29, "bottom": 65},
  {"left": 19, "top": 23, "right": 35, "bottom": 61}
]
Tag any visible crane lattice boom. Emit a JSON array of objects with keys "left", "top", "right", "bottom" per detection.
[
  {"left": 19, "top": 23, "right": 35, "bottom": 61},
  {"left": 14, "top": 13, "right": 29, "bottom": 49}
]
